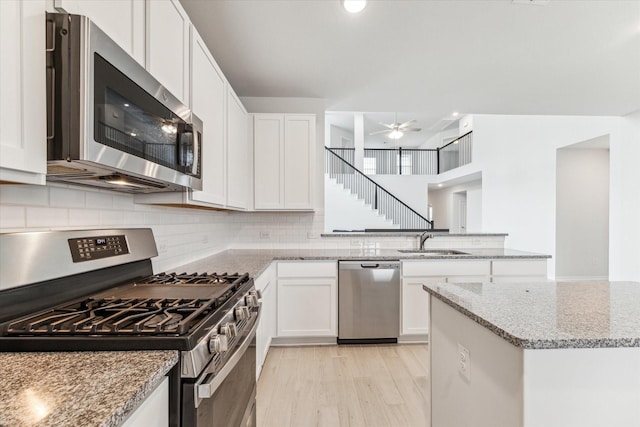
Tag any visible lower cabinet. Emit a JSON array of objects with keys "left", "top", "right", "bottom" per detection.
[
  {"left": 120, "top": 376, "right": 168, "bottom": 427},
  {"left": 276, "top": 261, "right": 337, "bottom": 338},
  {"left": 491, "top": 259, "right": 548, "bottom": 283},
  {"left": 255, "top": 263, "right": 276, "bottom": 379},
  {"left": 401, "top": 277, "right": 441, "bottom": 336}
]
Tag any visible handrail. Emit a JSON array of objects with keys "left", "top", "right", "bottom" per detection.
[
  {"left": 325, "top": 147, "right": 433, "bottom": 229},
  {"left": 439, "top": 130, "right": 472, "bottom": 151}
]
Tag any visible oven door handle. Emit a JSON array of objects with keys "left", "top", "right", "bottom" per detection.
[{"left": 196, "top": 307, "right": 261, "bottom": 404}]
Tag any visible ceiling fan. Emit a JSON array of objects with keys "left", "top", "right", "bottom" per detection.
[{"left": 369, "top": 112, "right": 422, "bottom": 140}]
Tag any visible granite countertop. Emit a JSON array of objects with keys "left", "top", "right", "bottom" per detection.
[
  {"left": 172, "top": 248, "right": 550, "bottom": 279},
  {"left": 0, "top": 350, "right": 178, "bottom": 427},
  {"left": 422, "top": 281, "right": 640, "bottom": 350},
  {"left": 321, "top": 232, "right": 509, "bottom": 237}
]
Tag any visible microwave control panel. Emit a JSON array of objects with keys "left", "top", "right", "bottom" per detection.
[{"left": 68, "top": 235, "right": 130, "bottom": 262}]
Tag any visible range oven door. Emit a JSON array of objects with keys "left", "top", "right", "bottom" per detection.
[{"left": 183, "top": 312, "right": 259, "bottom": 427}]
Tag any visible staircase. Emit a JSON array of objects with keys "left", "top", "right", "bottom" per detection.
[{"left": 325, "top": 147, "right": 433, "bottom": 230}]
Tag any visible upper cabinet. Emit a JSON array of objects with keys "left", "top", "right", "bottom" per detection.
[
  {"left": 0, "top": 0, "right": 47, "bottom": 185},
  {"left": 254, "top": 114, "right": 315, "bottom": 210},
  {"left": 226, "top": 88, "right": 251, "bottom": 210},
  {"left": 189, "top": 27, "right": 227, "bottom": 207},
  {"left": 146, "top": 0, "right": 190, "bottom": 105},
  {"left": 53, "top": 0, "right": 145, "bottom": 65}
]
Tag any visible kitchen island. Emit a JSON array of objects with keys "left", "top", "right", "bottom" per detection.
[
  {"left": 423, "top": 280, "right": 640, "bottom": 427},
  {"left": 0, "top": 350, "right": 178, "bottom": 427}
]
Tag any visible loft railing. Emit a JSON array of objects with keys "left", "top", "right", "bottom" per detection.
[
  {"left": 326, "top": 131, "right": 473, "bottom": 175},
  {"left": 363, "top": 148, "right": 438, "bottom": 175},
  {"left": 438, "top": 131, "right": 473, "bottom": 173},
  {"left": 325, "top": 147, "right": 434, "bottom": 229}
]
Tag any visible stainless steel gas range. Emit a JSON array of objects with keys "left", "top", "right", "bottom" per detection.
[{"left": 0, "top": 228, "right": 260, "bottom": 427}]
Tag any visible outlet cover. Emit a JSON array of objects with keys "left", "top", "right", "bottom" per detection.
[
  {"left": 458, "top": 343, "right": 471, "bottom": 382},
  {"left": 259, "top": 231, "right": 271, "bottom": 239}
]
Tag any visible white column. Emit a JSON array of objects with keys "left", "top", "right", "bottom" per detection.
[{"left": 354, "top": 113, "right": 364, "bottom": 171}]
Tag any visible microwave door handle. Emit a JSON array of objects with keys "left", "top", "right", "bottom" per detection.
[
  {"left": 177, "top": 123, "right": 194, "bottom": 171},
  {"left": 192, "top": 129, "right": 200, "bottom": 176}
]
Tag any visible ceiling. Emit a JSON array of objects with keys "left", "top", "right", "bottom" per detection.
[{"left": 180, "top": 0, "right": 640, "bottom": 146}]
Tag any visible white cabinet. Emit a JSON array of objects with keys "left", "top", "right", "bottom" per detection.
[
  {"left": 491, "top": 259, "right": 548, "bottom": 283},
  {"left": 276, "top": 261, "right": 337, "bottom": 337},
  {"left": 255, "top": 263, "right": 276, "bottom": 379},
  {"left": 120, "top": 376, "right": 168, "bottom": 427},
  {"left": 54, "top": 0, "right": 145, "bottom": 65},
  {"left": 0, "top": 0, "right": 47, "bottom": 185},
  {"left": 254, "top": 114, "right": 315, "bottom": 210},
  {"left": 401, "top": 260, "right": 491, "bottom": 337},
  {"left": 226, "top": 87, "right": 250, "bottom": 210},
  {"left": 146, "top": 0, "right": 190, "bottom": 105},
  {"left": 189, "top": 27, "right": 226, "bottom": 206}
]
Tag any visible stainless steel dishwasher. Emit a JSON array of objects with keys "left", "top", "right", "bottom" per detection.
[{"left": 338, "top": 261, "right": 400, "bottom": 344}]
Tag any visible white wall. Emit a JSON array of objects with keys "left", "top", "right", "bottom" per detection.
[
  {"left": 556, "top": 147, "right": 609, "bottom": 279},
  {"left": 428, "top": 180, "right": 482, "bottom": 232},
  {"left": 609, "top": 110, "right": 640, "bottom": 281},
  {"left": 328, "top": 124, "right": 353, "bottom": 148},
  {"left": 473, "top": 114, "right": 639, "bottom": 280},
  {"left": 367, "top": 174, "right": 432, "bottom": 217}
]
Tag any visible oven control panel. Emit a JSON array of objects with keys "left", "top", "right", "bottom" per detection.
[{"left": 68, "top": 235, "right": 130, "bottom": 262}]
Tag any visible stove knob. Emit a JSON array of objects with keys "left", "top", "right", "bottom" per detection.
[
  {"left": 245, "top": 295, "right": 257, "bottom": 307},
  {"left": 251, "top": 290, "right": 263, "bottom": 299},
  {"left": 220, "top": 322, "right": 237, "bottom": 338},
  {"left": 240, "top": 306, "right": 251, "bottom": 318},
  {"left": 235, "top": 307, "right": 247, "bottom": 321},
  {"left": 208, "top": 335, "right": 225, "bottom": 354}
]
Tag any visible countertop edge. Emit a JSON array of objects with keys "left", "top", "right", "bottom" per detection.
[
  {"left": 321, "top": 233, "right": 509, "bottom": 238},
  {"left": 104, "top": 351, "right": 179, "bottom": 427},
  {"left": 422, "top": 285, "right": 640, "bottom": 350}
]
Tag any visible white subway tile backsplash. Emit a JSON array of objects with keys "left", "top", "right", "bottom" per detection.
[
  {"left": 26, "top": 207, "right": 68, "bottom": 228},
  {"left": 0, "top": 205, "right": 26, "bottom": 229},
  {"left": 50, "top": 187, "right": 86, "bottom": 208},
  {"left": 113, "top": 194, "right": 135, "bottom": 210},
  {"left": 100, "top": 210, "right": 124, "bottom": 225},
  {"left": 85, "top": 191, "right": 114, "bottom": 209},
  {"left": 68, "top": 209, "right": 101, "bottom": 227},
  {"left": 0, "top": 185, "right": 49, "bottom": 206}
]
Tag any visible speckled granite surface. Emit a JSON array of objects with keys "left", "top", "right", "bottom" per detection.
[
  {"left": 172, "top": 248, "right": 549, "bottom": 278},
  {"left": 0, "top": 350, "right": 178, "bottom": 427},
  {"left": 321, "top": 232, "right": 509, "bottom": 237},
  {"left": 423, "top": 281, "right": 640, "bottom": 349}
]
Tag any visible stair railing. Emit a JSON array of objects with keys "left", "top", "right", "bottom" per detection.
[{"left": 325, "top": 147, "right": 434, "bottom": 229}]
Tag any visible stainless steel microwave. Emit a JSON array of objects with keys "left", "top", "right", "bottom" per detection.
[{"left": 46, "top": 13, "right": 202, "bottom": 193}]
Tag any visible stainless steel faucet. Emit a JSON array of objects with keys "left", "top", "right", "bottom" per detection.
[{"left": 419, "top": 231, "right": 433, "bottom": 249}]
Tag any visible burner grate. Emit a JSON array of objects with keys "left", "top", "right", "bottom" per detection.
[{"left": 3, "top": 297, "right": 217, "bottom": 336}]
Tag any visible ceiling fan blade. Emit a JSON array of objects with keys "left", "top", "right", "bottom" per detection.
[
  {"left": 369, "top": 130, "right": 392, "bottom": 136},
  {"left": 403, "top": 127, "right": 422, "bottom": 132},
  {"left": 398, "top": 119, "right": 416, "bottom": 128},
  {"left": 377, "top": 122, "right": 395, "bottom": 129}
]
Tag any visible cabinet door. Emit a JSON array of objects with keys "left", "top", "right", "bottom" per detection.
[
  {"left": 226, "top": 88, "right": 250, "bottom": 209},
  {"left": 189, "top": 29, "right": 226, "bottom": 206},
  {"left": 120, "top": 377, "right": 168, "bottom": 427},
  {"left": 0, "top": 0, "right": 46, "bottom": 185},
  {"left": 146, "top": 0, "right": 189, "bottom": 104},
  {"left": 277, "top": 278, "right": 337, "bottom": 337},
  {"left": 254, "top": 115, "right": 283, "bottom": 209},
  {"left": 54, "top": 0, "right": 145, "bottom": 65},
  {"left": 402, "top": 277, "right": 439, "bottom": 336},
  {"left": 283, "top": 115, "right": 315, "bottom": 209}
]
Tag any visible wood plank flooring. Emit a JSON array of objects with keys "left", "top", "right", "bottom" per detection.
[{"left": 257, "top": 344, "right": 430, "bottom": 427}]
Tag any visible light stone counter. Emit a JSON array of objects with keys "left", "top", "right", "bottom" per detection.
[
  {"left": 0, "top": 350, "right": 178, "bottom": 427},
  {"left": 423, "top": 280, "right": 640, "bottom": 349},
  {"left": 172, "top": 248, "right": 550, "bottom": 279}
]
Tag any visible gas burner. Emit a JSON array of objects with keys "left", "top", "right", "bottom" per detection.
[
  {"left": 3, "top": 297, "right": 217, "bottom": 336},
  {"left": 144, "top": 272, "right": 246, "bottom": 285}
]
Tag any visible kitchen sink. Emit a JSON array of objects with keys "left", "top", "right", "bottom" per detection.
[{"left": 397, "top": 249, "right": 469, "bottom": 255}]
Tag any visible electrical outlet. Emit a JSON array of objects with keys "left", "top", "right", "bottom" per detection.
[
  {"left": 458, "top": 343, "right": 471, "bottom": 382},
  {"left": 259, "top": 231, "right": 271, "bottom": 239},
  {"left": 202, "top": 235, "right": 209, "bottom": 244},
  {"left": 472, "top": 238, "right": 481, "bottom": 245},
  {"left": 157, "top": 242, "right": 168, "bottom": 254}
]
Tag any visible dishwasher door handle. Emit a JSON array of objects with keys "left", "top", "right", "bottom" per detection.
[{"left": 360, "top": 263, "right": 380, "bottom": 269}]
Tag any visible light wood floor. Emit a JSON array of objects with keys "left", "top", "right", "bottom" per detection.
[{"left": 257, "top": 344, "right": 430, "bottom": 427}]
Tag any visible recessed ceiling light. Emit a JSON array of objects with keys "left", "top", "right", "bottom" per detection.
[
  {"left": 437, "top": 183, "right": 443, "bottom": 188},
  {"left": 342, "top": 0, "right": 366, "bottom": 13},
  {"left": 452, "top": 111, "right": 459, "bottom": 117}
]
